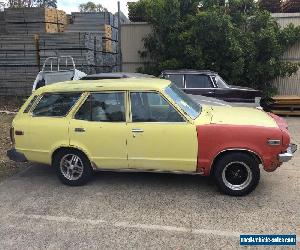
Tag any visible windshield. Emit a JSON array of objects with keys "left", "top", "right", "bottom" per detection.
[
  {"left": 165, "top": 83, "right": 202, "bottom": 119},
  {"left": 212, "top": 75, "right": 229, "bottom": 88}
]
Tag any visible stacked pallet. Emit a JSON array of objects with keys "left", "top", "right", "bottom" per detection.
[
  {"left": 39, "top": 32, "right": 104, "bottom": 75},
  {"left": 67, "top": 12, "right": 118, "bottom": 54},
  {"left": 4, "top": 7, "right": 67, "bottom": 34},
  {"left": 0, "top": 9, "right": 123, "bottom": 96},
  {"left": 65, "top": 12, "right": 120, "bottom": 73},
  {"left": 0, "top": 12, "right": 5, "bottom": 34},
  {"left": 270, "top": 95, "right": 300, "bottom": 116},
  {"left": 68, "top": 12, "right": 118, "bottom": 31},
  {"left": 0, "top": 35, "right": 39, "bottom": 96}
]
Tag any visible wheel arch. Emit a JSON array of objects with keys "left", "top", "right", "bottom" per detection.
[
  {"left": 51, "top": 146, "right": 95, "bottom": 169},
  {"left": 210, "top": 148, "right": 263, "bottom": 175}
]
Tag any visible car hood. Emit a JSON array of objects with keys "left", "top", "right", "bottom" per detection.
[{"left": 207, "top": 106, "right": 278, "bottom": 128}]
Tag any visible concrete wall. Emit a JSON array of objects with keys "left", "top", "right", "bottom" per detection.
[
  {"left": 272, "top": 13, "right": 300, "bottom": 95},
  {"left": 121, "top": 22, "right": 152, "bottom": 72}
]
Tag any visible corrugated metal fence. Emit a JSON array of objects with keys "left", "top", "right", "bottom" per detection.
[
  {"left": 121, "top": 22, "right": 152, "bottom": 72},
  {"left": 272, "top": 13, "right": 300, "bottom": 95}
]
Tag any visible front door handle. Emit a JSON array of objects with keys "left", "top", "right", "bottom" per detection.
[
  {"left": 132, "top": 128, "right": 144, "bottom": 133},
  {"left": 74, "top": 128, "right": 85, "bottom": 132}
]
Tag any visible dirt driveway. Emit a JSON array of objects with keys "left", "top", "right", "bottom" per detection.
[
  {"left": 0, "top": 117, "right": 299, "bottom": 249},
  {"left": 0, "top": 113, "right": 28, "bottom": 181}
]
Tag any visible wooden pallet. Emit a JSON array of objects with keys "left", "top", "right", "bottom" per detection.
[
  {"left": 271, "top": 110, "right": 300, "bottom": 116},
  {"left": 3, "top": 7, "right": 67, "bottom": 34},
  {"left": 270, "top": 95, "right": 300, "bottom": 116},
  {"left": 4, "top": 8, "right": 67, "bottom": 24},
  {"left": 272, "top": 95, "right": 300, "bottom": 105}
]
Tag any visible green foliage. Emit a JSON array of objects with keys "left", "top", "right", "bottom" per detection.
[
  {"left": 34, "top": 0, "right": 57, "bottom": 8},
  {"left": 128, "top": 1, "right": 148, "bottom": 22},
  {"left": 7, "top": 0, "right": 57, "bottom": 8},
  {"left": 79, "top": 1, "right": 107, "bottom": 12},
  {"left": 131, "top": 0, "right": 300, "bottom": 96}
]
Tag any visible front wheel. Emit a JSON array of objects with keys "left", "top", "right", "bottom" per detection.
[
  {"left": 53, "top": 149, "right": 93, "bottom": 186},
  {"left": 213, "top": 152, "right": 260, "bottom": 196}
]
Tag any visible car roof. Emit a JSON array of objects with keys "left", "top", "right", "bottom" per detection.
[
  {"left": 81, "top": 72, "right": 155, "bottom": 80},
  {"left": 161, "top": 69, "right": 217, "bottom": 75},
  {"left": 34, "top": 78, "right": 171, "bottom": 94}
]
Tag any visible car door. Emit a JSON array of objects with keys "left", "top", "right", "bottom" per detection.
[
  {"left": 69, "top": 92, "right": 128, "bottom": 169},
  {"left": 127, "top": 91, "right": 198, "bottom": 172},
  {"left": 183, "top": 74, "right": 216, "bottom": 97}
]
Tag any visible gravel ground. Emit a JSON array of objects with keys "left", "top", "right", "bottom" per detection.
[{"left": 0, "top": 117, "right": 299, "bottom": 249}]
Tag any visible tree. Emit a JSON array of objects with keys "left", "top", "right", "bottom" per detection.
[
  {"left": 128, "top": 1, "right": 148, "bottom": 22},
  {"left": 34, "top": 0, "right": 57, "bottom": 8},
  {"left": 79, "top": 1, "right": 107, "bottom": 12},
  {"left": 7, "top": 0, "right": 57, "bottom": 8},
  {"left": 7, "top": 0, "right": 34, "bottom": 8},
  {"left": 132, "top": 0, "right": 300, "bottom": 96}
]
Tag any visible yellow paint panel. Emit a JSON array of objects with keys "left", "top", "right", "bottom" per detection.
[
  {"left": 14, "top": 116, "right": 70, "bottom": 164},
  {"left": 127, "top": 123, "right": 198, "bottom": 172},
  {"left": 69, "top": 119, "right": 128, "bottom": 169},
  {"left": 197, "top": 106, "right": 278, "bottom": 128}
]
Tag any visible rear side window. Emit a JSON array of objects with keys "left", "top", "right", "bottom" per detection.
[
  {"left": 24, "top": 95, "right": 38, "bottom": 113},
  {"left": 75, "top": 92, "right": 125, "bottom": 122},
  {"left": 32, "top": 93, "right": 81, "bottom": 117},
  {"left": 185, "top": 74, "right": 213, "bottom": 88},
  {"left": 164, "top": 74, "right": 184, "bottom": 88}
]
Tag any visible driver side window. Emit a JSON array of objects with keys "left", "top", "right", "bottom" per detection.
[{"left": 130, "top": 92, "right": 184, "bottom": 122}]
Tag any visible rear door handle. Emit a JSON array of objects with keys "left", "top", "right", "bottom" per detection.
[
  {"left": 132, "top": 128, "right": 144, "bottom": 133},
  {"left": 74, "top": 128, "right": 85, "bottom": 132}
]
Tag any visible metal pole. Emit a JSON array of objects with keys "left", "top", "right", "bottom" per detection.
[{"left": 118, "top": 1, "right": 122, "bottom": 72}]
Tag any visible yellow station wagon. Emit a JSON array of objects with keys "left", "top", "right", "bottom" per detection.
[{"left": 7, "top": 78, "right": 296, "bottom": 196}]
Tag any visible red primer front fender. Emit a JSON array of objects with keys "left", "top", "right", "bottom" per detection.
[{"left": 196, "top": 124, "right": 286, "bottom": 176}]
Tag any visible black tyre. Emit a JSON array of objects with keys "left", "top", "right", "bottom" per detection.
[
  {"left": 53, "top": 149, "right": 93, "bottom": 186},
  {"left": 213, "top": 152, "right": 260, "bottom": 196}
]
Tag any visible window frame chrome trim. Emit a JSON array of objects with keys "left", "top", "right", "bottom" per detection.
[
  {"left": 72, "top": 91, "right": 127, "bottom": 123},
  {"left": 183, "top": 74, "right": 216, "bottom": 89},
  {"left": 128, "top": 90, "right": 188, "bottom": 124}
]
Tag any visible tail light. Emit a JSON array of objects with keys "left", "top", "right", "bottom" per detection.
[{"left": 10, "top": 127, "right": 15, "bottom": 145}]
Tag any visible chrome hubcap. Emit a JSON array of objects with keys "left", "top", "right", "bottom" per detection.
[
  {"left": 222, "top": 161, "right": 252, "bottom": 191},
  {"left": 60, "top": 154, "right": 84, "bottom": 181}
]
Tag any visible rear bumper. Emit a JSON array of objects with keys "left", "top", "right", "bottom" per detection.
[
  {"left": 7, "top": 148, "right": 27, "bottom": 162},
  {"left": 278, "top": 143, "right": 297, "bottom": 163}
]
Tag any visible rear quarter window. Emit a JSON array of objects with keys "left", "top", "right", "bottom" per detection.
[
  {"left": 32, "top": 93, "right": 81, "bottom": 117},
  {"left": 164, "top": 74, "right": 184, "bottom": 88},
  {"left": 185, "top": 74, "right": 213, "bottom": 88},
  {"left": 23, "top": 95, "right": 38, "bottom": 113}
]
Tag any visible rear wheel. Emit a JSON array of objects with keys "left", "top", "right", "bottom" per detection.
[
  {"left": 213, "top": 152, "right": 260, "bottom": 196},
  {"left": 53, "top": 149, "right": 93, "bottom": 186}
]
